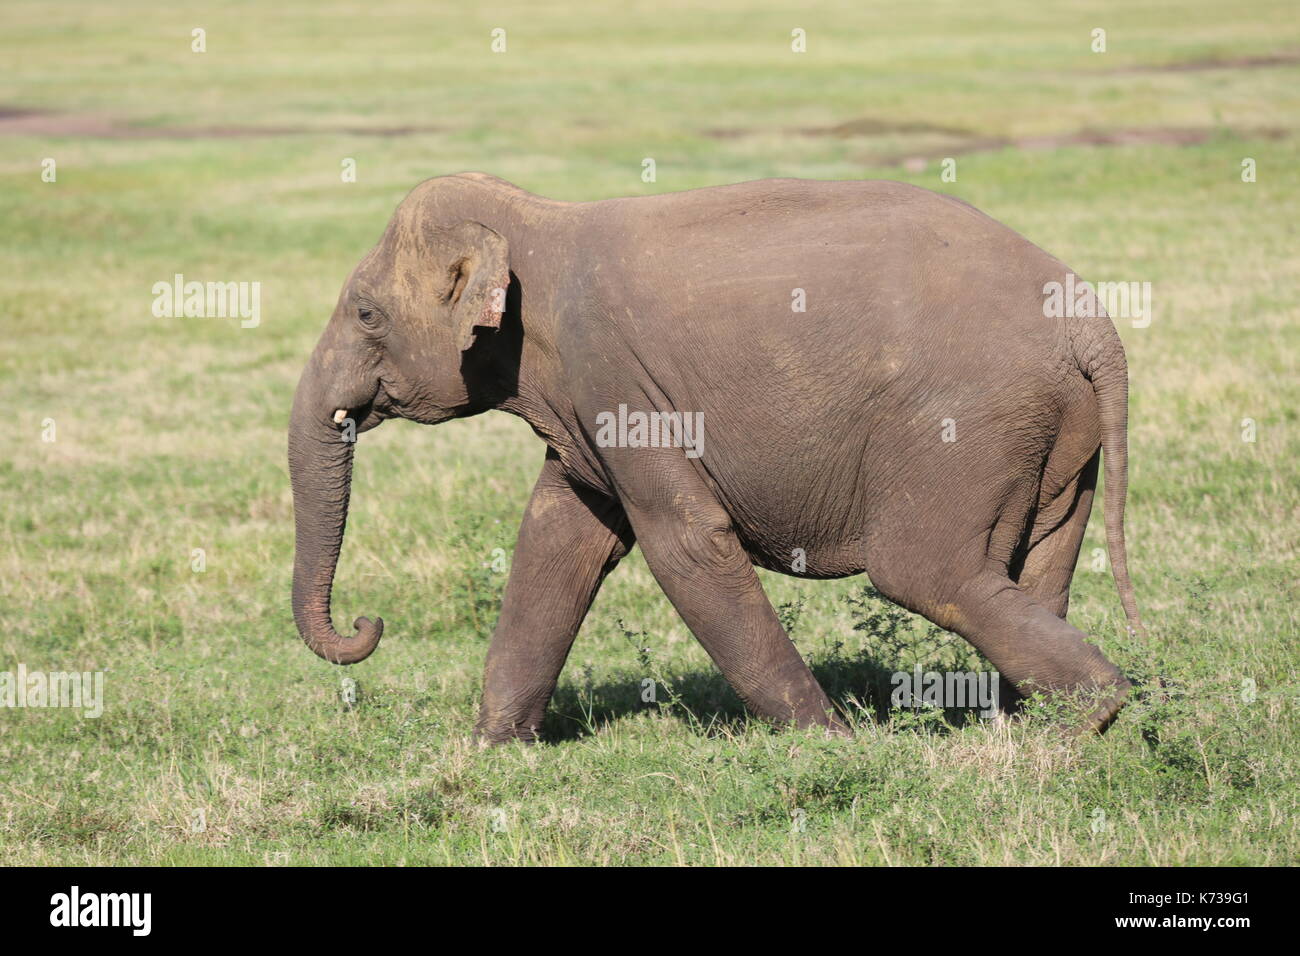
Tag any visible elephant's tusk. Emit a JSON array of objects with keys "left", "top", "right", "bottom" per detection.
[{"left": 333, "top": 409, "right": 348, "bottom": 424}]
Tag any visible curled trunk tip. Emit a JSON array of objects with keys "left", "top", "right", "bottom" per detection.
[{"left": 302, "top": 615, "right": 384, "bottom": 665}]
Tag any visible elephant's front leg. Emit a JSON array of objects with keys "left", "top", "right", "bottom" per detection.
[{"left": 474, "top": 451, "right": 634, "bottom": 744}]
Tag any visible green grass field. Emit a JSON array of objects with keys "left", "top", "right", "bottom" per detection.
[{"left": 1, "top": 0, "right": 1297, "bottom": 865}]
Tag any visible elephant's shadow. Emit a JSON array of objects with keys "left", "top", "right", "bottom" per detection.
[{"left": 543, "top": 654, "right": 940, "bottom": 742}]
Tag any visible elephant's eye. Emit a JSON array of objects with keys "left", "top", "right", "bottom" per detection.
[{"left": 355, "top": 300, "right": 389, "bottom": 335}]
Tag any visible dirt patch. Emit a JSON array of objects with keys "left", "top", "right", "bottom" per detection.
[
  {"left": 702, "top": 114, "right": 1288, "bottom": 167},
  {"left": 704, "top": 116, "right": 971, "bottom": 140},
  {"left": 1110, "top": 51, "right": 1300, "bottom": 73},
  {"left": 882, "top": 126, "right": 1288, "bottom": 169},
  {"left": 801, "top": 117, "right": 972, "bottom": 138},
  {"left": 1018, "top": 126, "right": 1222, "bottom": 149},
  {"left": 0, "top": 108, "right": 443, "bottom": 139}
]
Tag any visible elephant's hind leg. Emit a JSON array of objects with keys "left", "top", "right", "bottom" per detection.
[
  {"left": 1011, "top": 450, "right": 1100, "bottom": 619},
  {"left": 937, "top": 571, "right": 1130, "bottom": 734},
  {"left": 866, "top": 482, "right": 1129, "bottom": 735},
  {"left": 998, "top": 450, "right": 1100, "bottom": 714}
]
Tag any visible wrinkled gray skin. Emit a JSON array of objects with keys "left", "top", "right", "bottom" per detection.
[{"left": 289, "top": 172, "right": 1142, "bottom": 742}]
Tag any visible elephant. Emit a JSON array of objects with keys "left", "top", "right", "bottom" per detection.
[{"left": 288, "top": 171, "right": 1143, "bottom": 742}]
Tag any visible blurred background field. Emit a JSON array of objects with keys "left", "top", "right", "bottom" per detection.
[{"left": 0, "top": 0, "right": 1297, "bottom": 864}]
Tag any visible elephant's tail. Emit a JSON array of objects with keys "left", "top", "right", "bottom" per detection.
[{"left": 1068, "top": 303, "right": 1144, "bottom": 635}]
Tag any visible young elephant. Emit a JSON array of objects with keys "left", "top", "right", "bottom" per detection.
[{"left": 288, "top": 172, "right": 1142, "bottom": 741}]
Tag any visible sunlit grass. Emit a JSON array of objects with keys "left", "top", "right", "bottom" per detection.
[{"left": 0, "top": 0, "right": 1297, "bottom": 865}]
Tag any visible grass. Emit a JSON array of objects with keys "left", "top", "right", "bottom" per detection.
[{"left": 0, "top": 0, "right": 1297, "bottom": 865}]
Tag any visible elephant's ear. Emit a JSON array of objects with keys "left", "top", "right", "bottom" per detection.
[{"left": 445, "top": 221, "right": 510, "bottom": 352}]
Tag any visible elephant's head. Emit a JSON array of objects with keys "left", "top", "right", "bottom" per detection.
[{"left": 288, "top": 200, "right": 510, "bottom": 664}]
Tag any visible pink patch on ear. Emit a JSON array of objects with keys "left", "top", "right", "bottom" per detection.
[{"left": 477, "top": 270, "right": 509, "bottom": 329}]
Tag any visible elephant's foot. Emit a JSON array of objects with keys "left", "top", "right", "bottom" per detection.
[
  {"left": 473, "top": 707, "right": 546, "bottom": 746},
  {"left": 473, "top": 726, "right": 542, "bottom": 747},
  {"left": 817, "top": 713, "right": 853, "bottom": 738},
  {"left": 777, "top": 711, "right": 852, "bottom": 737},
  {"left": 1066, "top": 677, "right": 1132, "bottom": 736},
  {"left": 986, "top": 678, "right": 1130, "bottom": 736}
]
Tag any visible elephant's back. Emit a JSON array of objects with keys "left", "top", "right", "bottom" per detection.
[
  {"left": 582, "top": 177, "right": 1072, "bottom": 400},
  {"left": 588, "top": 177, "right": 1066, "bottom": 340}
]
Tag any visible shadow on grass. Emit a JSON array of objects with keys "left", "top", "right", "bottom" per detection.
[
  {"left": 543, "top": 587, "right": 1000, "bottom": 742},
  {"left": 543, "top": 653, "right": 982, "bottom": 742}
]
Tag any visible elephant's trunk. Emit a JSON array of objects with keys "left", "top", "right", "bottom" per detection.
[{"left": 288, "top": 365, "right": 383, "bottom": 665}]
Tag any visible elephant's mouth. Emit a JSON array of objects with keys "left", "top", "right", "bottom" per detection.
[
  {"left": 333, "top": 384, "right": 394, "bottom": 434},
  {"left": 332, "top": 381, "right": 457, "bottom": 436}
]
